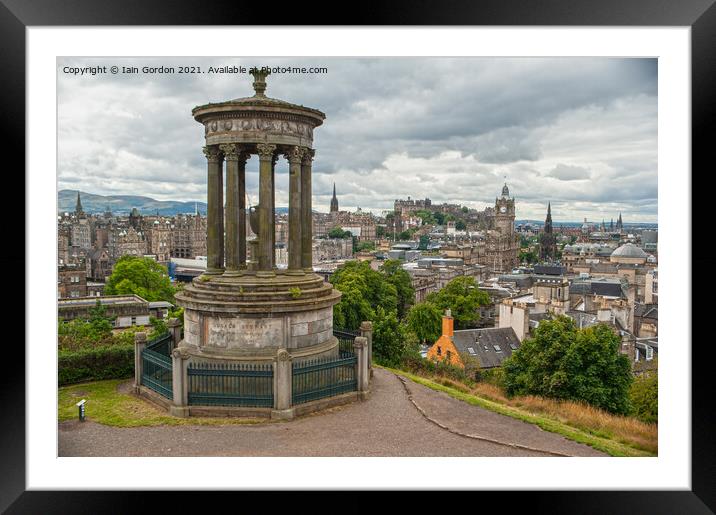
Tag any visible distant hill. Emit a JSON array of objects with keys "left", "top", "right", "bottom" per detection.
[{"left": 59, "top": 190, "right": 292, "bottom": 216}]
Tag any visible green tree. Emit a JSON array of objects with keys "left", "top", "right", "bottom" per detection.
[
  {"left": 432, "top": 211, "right": 446, "bottom": 226},
  {"left": 414, "top": 210, "right": 436, "bottom": 226},
  {"left": 455, "top": 220, "right": 467, "bottom": 231},
  {"left": 328, "top": 227, "right": 352, "bottom": 239},
  {"left": 426, "top": 276, "right": 490, "bottom": 329},
  {"left": 379, "top": 259, "right": 415, "bottom": 320},
  {"left": 418, "top": 235, "right": 430, "bottom": 250},
  {"left": 104, "top": 256, "right": 175, "bottom": 302},
  {"left": 355, "top": 241, "right": 376, "bottom": 252},
  {"left": 372, "top": 306, "right": 407, "bottom": 367},
  {"left": 502, "top": 316, "right": 633, "bottom": 415},
  {"left": 520, "top": 249, "right": 538, "bottom": 264},
  {"left": 398, "top": 230, "right": 413, "bottom": 241},
  {"left": 376, "top": 226, "right": 387, "bottom": 238},
  {"left": 330, "top": 260, "right": 398, "bottom": 330},
  {"left": 406, "top": 301, "right": 442, "bottom": 344},
  {"left": 629, "top": 369, "right": 658, "bottom": 423},
  {"left": 87, "top": 300, "right": 114, "bottom": 339}
]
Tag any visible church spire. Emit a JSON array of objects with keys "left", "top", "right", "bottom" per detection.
[
  {"left": 75, "top": 191, "right": 85, "bottom": 217},
  {"left": 330, "top": 182, "right": 339, "bottom": 213}
]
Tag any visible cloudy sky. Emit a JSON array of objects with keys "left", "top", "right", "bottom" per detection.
[{"left": 58, "top": 57, "right": 657, "bottom": 223}]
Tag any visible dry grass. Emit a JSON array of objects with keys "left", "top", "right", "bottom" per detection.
[{"left": 411, "top": 370, "right": 657, "bottom": 455}]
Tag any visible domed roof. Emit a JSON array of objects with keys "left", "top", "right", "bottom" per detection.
[{"left": 611, "top": 243, "right": 647, "bottom": 258}]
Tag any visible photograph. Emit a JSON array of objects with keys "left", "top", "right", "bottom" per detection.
[{"left": 55, "top": 56, "right": 659, "bottom": 459}]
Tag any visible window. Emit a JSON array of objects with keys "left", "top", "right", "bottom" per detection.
[
  {"left": 493, "top": 345, "right": 502, "bottom": 352},
  {"left": 131, "top": 316, "right": 137, "bottom": 325},
  {"left": 446, "top": 350, "right": 452, "bottom": 361},
  {"left": 437, "top": 346, "right": 442, "bottom": 356},
  {"left": 646, "top": 346, "right": 654, "bottom": 361}
]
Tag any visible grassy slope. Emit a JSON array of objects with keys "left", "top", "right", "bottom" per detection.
[
  {"left": 381, "top": 366, "right": 656, "bottom": 457},
  {"left": 58, "top": 380, "right": 267, "bottom": 427}
]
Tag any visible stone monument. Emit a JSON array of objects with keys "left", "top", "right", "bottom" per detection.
[{"left": 175, "top": 68, "right": 342, "bottom": 363}]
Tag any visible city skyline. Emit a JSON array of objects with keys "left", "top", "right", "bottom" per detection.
[{"left": 58, "top": 57, "right": 658, "bottom": 222}]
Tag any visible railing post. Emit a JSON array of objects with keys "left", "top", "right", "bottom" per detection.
[
  {"left": 271, "top": 349, "right": 295, "bottom": 420},
  {"left": 354, "top": 336, "right": 370, "bottom": 399},
  {"left": 170, "top": 347, "right": 190, "bottom": 417},
  {"left": 360, "top": 321, "right": 373, "bottom": 378},
  {"left": 134, "top": 331, "right": 147, "bottom": 393},
  {"left": 167, "top": 318, "right": 181, "bottom": 348}
]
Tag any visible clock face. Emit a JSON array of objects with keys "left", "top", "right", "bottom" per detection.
[{"left": 500, "top": 206, "right": 507, "bottom": 213}]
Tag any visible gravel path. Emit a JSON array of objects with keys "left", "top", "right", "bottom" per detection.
[{"left": 58, "top": 368, "right": 606, "bottom": 457}]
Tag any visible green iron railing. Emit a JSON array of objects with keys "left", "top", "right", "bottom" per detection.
[
  {"left": 334, "top": 329, "right": 358, "bottom": 356},
  {"left": 187, "top": 362, "right": 274, "bottom": 408},
  {"left": 291, "top": 353, "right": 357, "bottom": 405},
  {"left": 141, "top": 342, "right": 173, "bottom": 400},
  {"left": 146, "top": 332, "right": 173, "bottom": 357}
]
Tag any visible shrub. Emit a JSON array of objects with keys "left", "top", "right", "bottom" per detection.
[
  {"left": 58, "top": 344, "right": 135, "bottom": 385},
  {"left": 629, "top": 370, "right": 658, "bottom": 424},
  {"left": 502, "top": 316, "right": 633, "bottom": 415}
]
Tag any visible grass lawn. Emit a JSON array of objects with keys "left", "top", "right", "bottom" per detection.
[
  {"left": 58, "top": 379, "right": 268, "bottom": 427},
  {"left": 381, "top": 366, "right": 656, "bottom": 458}
]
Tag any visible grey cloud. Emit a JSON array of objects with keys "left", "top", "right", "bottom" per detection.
[{"left": 58, "top": 56, "right": 657, "bottom": 221}]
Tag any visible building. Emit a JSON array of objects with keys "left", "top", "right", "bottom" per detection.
[
  {"left": 475, "top": 183, "right": 520, "bottom": 273},
  {"left": 58, "top": 294, "right": 151, "bottom": 328},
  {"left": 58, "top": 264, "right": 87, "bottom": 298},
  {"left": 330, "top": 183, "right": 339, "bottom": 213},
  {"left": 427, "top": 310, "right": 521, "bottom": 375},
  {"left": 645, "top": 268, "right": 658, "bottom": 304},
  {"left": 539, "top": 202, "right": 557, "bottom": 262}
]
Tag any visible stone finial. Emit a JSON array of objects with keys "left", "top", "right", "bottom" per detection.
[
  {"left": 277, "top": 349, "right": 291, "bottom": 362},
  {"left": 167, "top": 318, "right": 181, "bottom": 328},
  {"left": 445, "top": 309, "right": 452, "bottom": 317},
  {"left": 250, "top": 67, "right": 271, "bottom": 97},
  {"left": 360, "top": 321, "right": 373, "bottom": 331},
  {"left": 353, "top": 336, "right": 368, "bottom": 349},
  {"left": 134, "top": 332, "right": 147, "bottom": 343}
]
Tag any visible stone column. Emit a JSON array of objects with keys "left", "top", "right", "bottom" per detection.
[
  {"left": 256, "top": 143, "right": 277, "bottom": 275},
  {"left": 271, "top": 154, "right": 278, "bottom": 263},
  {"left": 354, "top": 336, "right": 370, "bottom": 397},
  {"left": 238, "top": 151, "right": 248, "bottom": 268},
  {"left": 170, "top": 347, "right": 190, "bottom": 417},
  {"left": 360, "top": 321, "right": 374, "bottom": 378},
  {"left": 220, "top": 143, "right": 241, "bottom": 275},
  {"left": 272, "top": 349, "right": 294, "bottom": 420},
  {"left": 167, "top": 318, "right": 181, "bottom": 348},
  {"left": 203, "top": 145, "right": 224, "bottom": 274},
  {"left": 286, "top": 146, "right": 304, "bottom": 274},
  {"left": 301, "top": 149, "right": 315, "bottom": 272},
  {"left": 133, "top": 331, "right": 147, "bottom": 392}
]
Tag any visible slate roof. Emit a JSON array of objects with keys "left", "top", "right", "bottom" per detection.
[
  {"left": 452, "top": 327, "right": 521, "bottom": 369},
  {"left": 634, "top": 304, "right": 658, "bottom": 321},
  {"left": 534, "top": 264, "right": 566, "bottom": 276}
]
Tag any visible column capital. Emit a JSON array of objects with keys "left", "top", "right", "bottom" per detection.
[
  {"left": 256, "top": 143, "right": 277, "bottom": 160},
  {"left": 301, "top": 148, "right": 315, "bottom": 165},
  {"left": 202, "top": 145, "right": 222, "bottom": 163},
  {"left": 219, "top": 143, "right": 241, "bottom": 161},
  {"left": 284, "top": 145, "right": 306, "bottom": 165}
]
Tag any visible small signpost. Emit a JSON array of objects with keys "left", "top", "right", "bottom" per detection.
[{"left": 76, "top": 399, "right": 86, "bottom": 422}]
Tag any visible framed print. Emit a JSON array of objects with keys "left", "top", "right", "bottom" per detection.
[{"left": 4, "top": 0, "right": 714, "bottom": 512}]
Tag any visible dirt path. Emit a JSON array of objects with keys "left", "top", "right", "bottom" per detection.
[{"left": 58, "top": 368, "right": 605, "bottom": 457}]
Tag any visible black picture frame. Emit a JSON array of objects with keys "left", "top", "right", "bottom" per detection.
[{"left": 3, "top": 0, "right": 713, "bottom": 512}]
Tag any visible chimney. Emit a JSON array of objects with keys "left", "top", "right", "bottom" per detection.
[{"left": 442, "top": 309, "right": 454, "bottom": 338}]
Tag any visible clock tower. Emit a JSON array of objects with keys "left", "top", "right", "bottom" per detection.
[{"left": 495, "top": 182, "right": 515, "bottom": 235}]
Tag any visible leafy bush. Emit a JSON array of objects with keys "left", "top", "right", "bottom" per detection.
[
  {"left": 400, "top": 355, "right": 474, "bottom": 386},
  {"left": 58, "top": 344, "right": 135, "bottom": 385},
  {"left": 502, "top": 316, "right": 633, "bottom": 415},
  {"left": 629, "top": 370, "right": 658, "bottom": 423}
]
